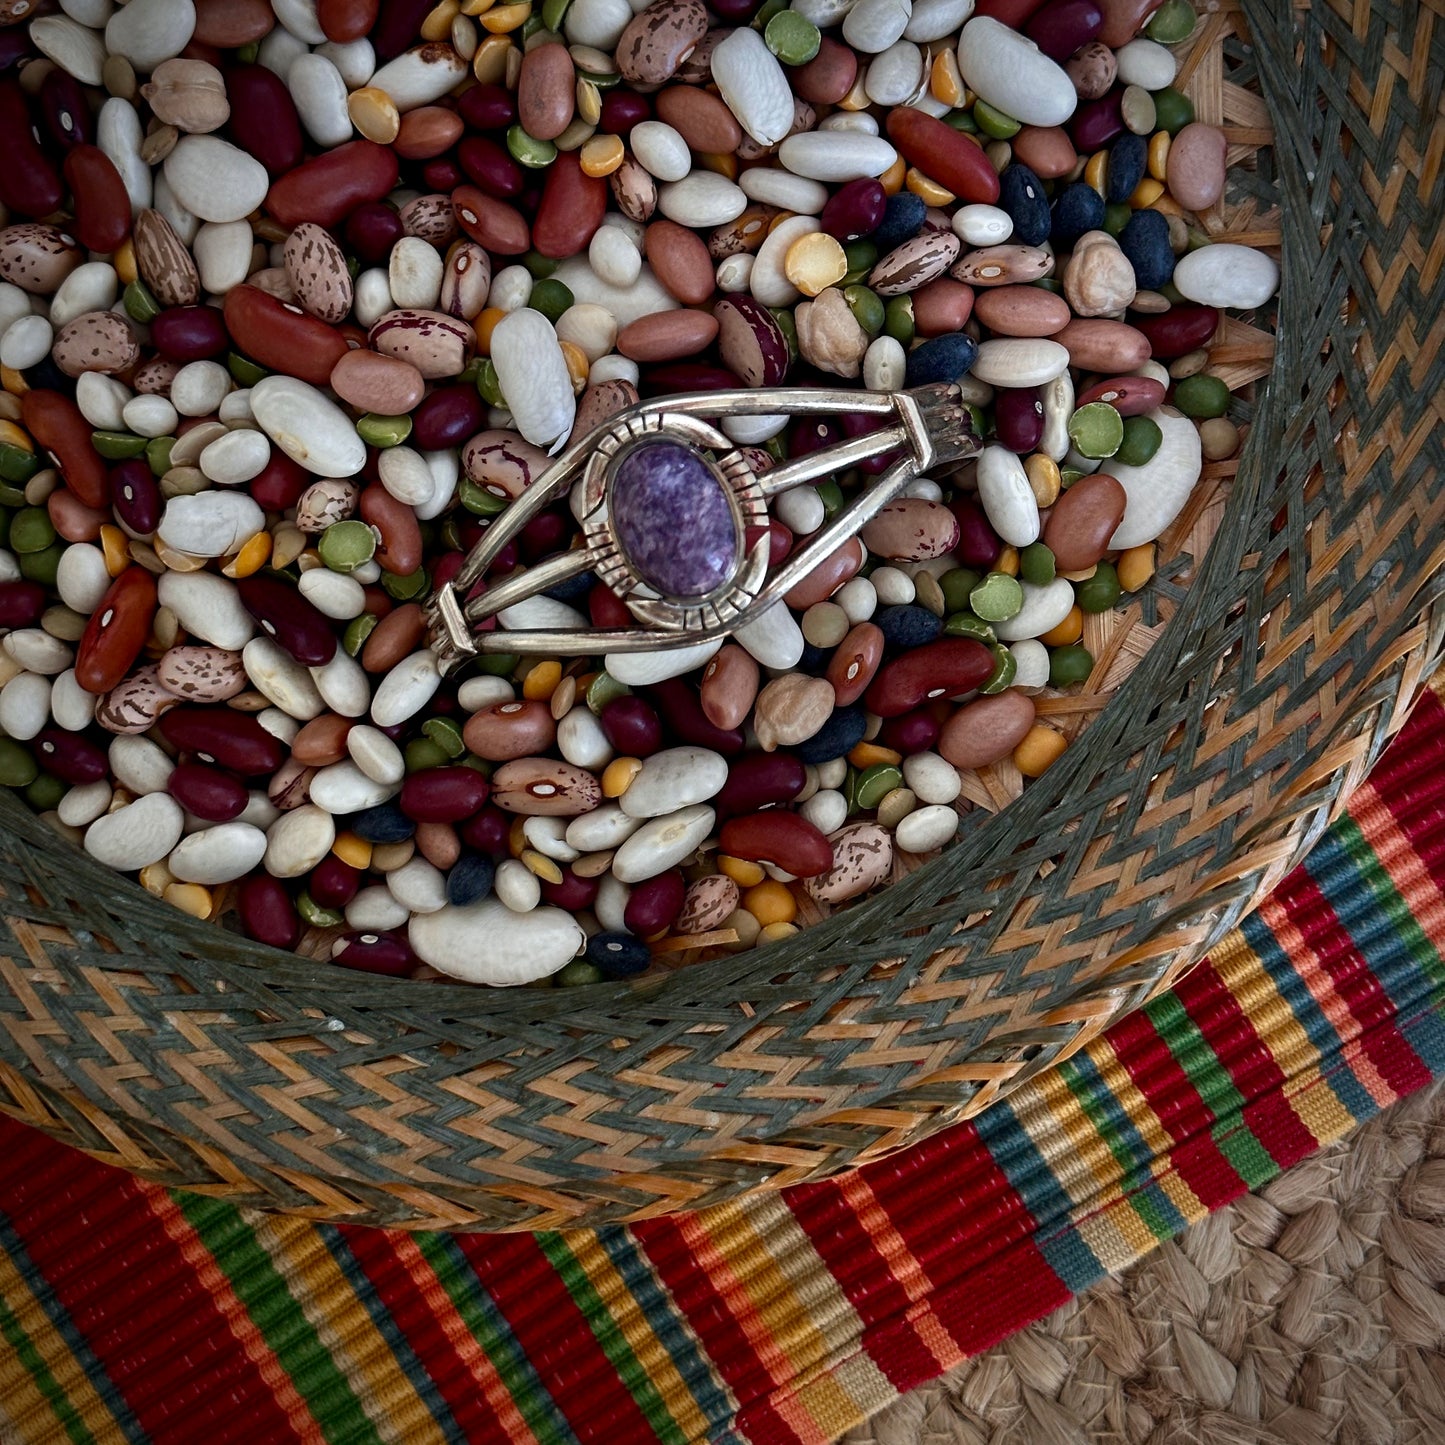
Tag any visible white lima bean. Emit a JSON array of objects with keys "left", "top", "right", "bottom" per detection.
[
  {"left": 369, "top": 43, "right": 469, "bottom": 109},
  {"left": 657, "top": 173, "right": 748, "bottom": 228},
  {"left": 490, "top": 309, "right": 575, "bottom": 449},
  {"left": 121, "top": 394, "right": 178, "bottom": 438},
  {"left": 843, "top": 0, "right": 912, "bottom": 53},
  {"left": 288, "top": 52, "right": 352, "bottom": 146},
  {"left": 410, "top": 899, "right": 583, "bottom": 985},
  {"left": 316, "top": 39, "right": 376, "bottom": 89},
  {"left": 710, "top": 27, "right": 793, "bottom": 146},
  {"left": 778, "top": 132, "right": 898, "bottom": 181},
  {"left": 388, "top": 236, "right": 445, "bottom": 309},
  {"left": 587, "top": 227, "right": 641, "bottom": 290},
  {"left": 250, "top": 375, "right": 366, "bottom": 477},
  {"left": 628, "top": 121, "right": 691, "bottom": 182},
  {"left": 956, "top": 16, "right": 1077, "bottom": 127},
  {"left": 1108, "top": 408, "right": 1204, "bottom": 549}
]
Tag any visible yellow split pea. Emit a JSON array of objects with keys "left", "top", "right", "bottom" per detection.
[{"left": 783, "top": 232, "right": 847, "bottom": 297}]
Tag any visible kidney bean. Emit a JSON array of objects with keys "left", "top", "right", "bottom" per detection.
[
  {"left": 344, "top": 201, "right": 406, "bottom": 266},
  {"left": 1132, "top": 305, "right": 1221, "bottom": 358},
  {"left": 63, "top": 145, "right": 132, "bottom": 254},
  {"left": 411, "top": 384, "right": 486, "bottom": 450},
  {"left": 237, "top": 873, "right": 302, "bottom": 950},
  {"left": 949, "top": 496, "right": 1003, "bottom": 568},
  {"left": 38, "top": 69, "right": 93, "bottom": 151},
  {"left": 1076, "top": 375, "right": 1167, "bottom": 416},
  {"left": 878, "top": 707, "right": 943, "bottom": 755},
  {"left": 978, "top": 0, "right": 1051, "bottom": 19},
  {"left": 624, "top": 869, "right": 685, "bottom": 936},
  {"left": 23, "top": 388, "right": 108, "bottom": 510},
  {"left": 452, "top": 184, "right": 529, "bottom": 254},
  {"left": 224, "top": 63, "right": 304, "bottom": 176},
  {"left": 647, "top": 678, "right": 745, "bottom": 754},
  {"left": 865, "top": 639, "right": 995, "bottom": 718},
  {"left": 457, "top": 84, "right": 516, "bottom": 131},
  {"left": 420, "top": 157, "right": 461, "bottom": 191},
  {"left": 239, "top": 576, "right": 338, "bottom": 667},
  {"left": 292, "top": 714, "right": 352, "bottom": 766},
  {"left": 48, "top": 489, "right": 108, "bottom": 542},
  {"left": 0, "top": 581, "right": 46, "bottom": 628},
  {"left": 361, "top": 602, "right": 425, "bottom": 672},
  {"left": 34, "top": 729, "right": 108, "bottom": 785},
  {"left": 0, "top": 32, "right": 30, "bottom": 72},
  {"left": 317, "top": 0, "right": 380, "bottom": 42},
  {"left": 370, "top": 0, "right": 435, "bottom": 59},
  {"left": 599, "top": 695, "right": 664, "bottom": 756},
  {"left": 719, "top": 812, "right": 834, "bottom": 877},
  {"left": 541, "top": 866, "right": 600, "bottom": 912},
  {"left": 599, "top": 90, "right": 650, "bottom": 135},
  {"left": 1044, "top": 472, "right": 1127, "bottom": 569},
  {"left": 886, "top": 108, "right": 1001, "bottom": 206},
  {"left": 532, "top": 153, "right": 607, "bottom": 261},
  {"left": 149, "top": 305, "right": 229, "bottom": 362},
  {"left": 993, "top": 387, "right": 1046, "bottom": 452},
  {"left": 75, "top": 566, "right": 156, "bottom": 694},
  {"left": 767, "top": 520, "right": 793, "bottom": 567},
  {"left": 458, "top": 136, "right": 524, "bottom": 199},
  {"left": 395, "top": 107, "right": 463, "bottom": 161},
  {"left": 639, "top": 364, "right": 743, "bottom": 397},
  {"left": 820, "top": 178, "right": 887, "bottom": 242},
  {"left": 223, "top": 285, "right": 349, "bottom": 388},
  {"left": 399, "top": 765, "right": 491, "bottom": 823},
  {"left": 266, "top": 141, "right": 400, "bottom": 230},
  {"left": 333, "top": 931, "right": 416, "bottom": 976},
  {"left": 310, "top": 853, "right": 361, "bottom": 908},
  {"left": 109, "top": 459, "right": 161, "bottom": 535},
  {"left": 360, "top": 483, "right": 424, "bottom": 576},
  {"left": 161, "top": 707, "right": 286, "bottom": 775},
  {"left": 1071, "top": 90, "right": 1126, "bottom": 152},
  {"left": 791, "top": 36, "right": 858, "bottom": 105},
  {"left": 0, "top": 81, "right": 63, "bottom": 219},
  {"left": 167, "top": 761, "right": 249, "bottom": 822},
  {"left": 249, "top": 451, "right": 310, "bottom": 512},
  {"left": 715, "top": 753, "right": 806, "bottom": 820},
  {"left": 784, "top": 537, "right": 865, "bottom": 609},
  {"left": 588, "top": 582, "right": 631, "bottom": 630},
  {"left": 1026, "top": 0, "right": 1104, "bottom": 57},
  {"left": 826, "top": 622, "right": 885, "bottom": 706},
  {"left": 519, "top": 508, "right": 568, "bottom": 563},
  {"left": 458, "top": 805, "right": 509, "bottom": 856}
]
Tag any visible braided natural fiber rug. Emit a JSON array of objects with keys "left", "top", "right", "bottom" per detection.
[{"left": 844, "top": 1073, "right": 1445, "bottom": 1445}]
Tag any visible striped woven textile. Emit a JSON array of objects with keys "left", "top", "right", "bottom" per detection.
[{"left": 3, "top": 689, "right": 1445, "bottom": 1445}]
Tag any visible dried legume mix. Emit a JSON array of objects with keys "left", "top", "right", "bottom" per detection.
[{"left": 0, "top": 0, "right": 1278, "bottom": 987}]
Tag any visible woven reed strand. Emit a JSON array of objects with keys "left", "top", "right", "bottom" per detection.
[
  {"left": 0, "top": 0, "right": 1441, "bottom": 1230},
  {"left": 846, "top": 1074, "right": 1445, "bottom": 1445}
]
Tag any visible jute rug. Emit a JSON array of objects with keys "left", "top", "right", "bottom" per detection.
[{"left": 844, "top": 1075, "right": 1445, "bottom": 1445}]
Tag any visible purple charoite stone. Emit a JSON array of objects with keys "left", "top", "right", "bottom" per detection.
[{"left": 610, "top": 441, "right": 740, "bottom": 599}]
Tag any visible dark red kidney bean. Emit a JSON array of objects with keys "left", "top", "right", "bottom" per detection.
[
  {"left": 0, "top": 581, "right": 47, "bottom": 627},
  {"left": 718, "top": 812, "right": 834, "bottom": 877},
  {"left": 238, "top": 576, "right": 337, "bottom": 666},
  {"left": 1075, "top": 375, "right": 1166, "bottom": 416},
  {"left": 249, "top": 450, "right": 309, "bottom": 511},
  {"left": 160, "top": 707, "right": 286, "bottom": 775},
  {"left": 457, "top": 83, "right": 516, "bottom": 130},
  {"left": 588, "top": 581, "right": 631, "bottom": 629},
  {"left": 110, "top": 459, "right": 161, "bottom": 534},
  {"left": 422, "top": 158, "right": 463, "bottom": 192},
  {"left": 993, "top": 387, "right": 1045, "bottom": 452},
  {"left": 150, "top": 305, "right": 229, "bottom": 361},
  {"left": 599, "top": 695, "right": 663, "bottom": 756},
  {"left": 1026, "top": 0, "right": 1103, "bottom": 58},
  {"left": 39, "top": 69, "right": 93, "bottom": 150},
  {"left": 714, "top": 753, "right": 806, "bottom": 819},
  {"left": 309, "top": 852, "right": 361, "bottom": 908},
  {"left": 24, "top": 390, "right": 108, "bottom": 509},
  {"left": 540, "top": 866, "right": 600, "bottom": 911},
  {"left": 225, "top": 63, "right": 304, "bottom": 175},
  {"left": 332, "top": 930, "right": 415, "bottom": 975},
  {"left": 878, "top": 707, "right": 942, "bottom": 755},
  {"left": 237, "top": 873, "right": 301, "bottom": 950},
  {"left": 839, "top": 410, "right": 905, "bottom": 474},
  {"left": 710, "top": 0, "right": 760, "bottom": 18},
  {"left": 646, "top": 678, "right": 745, "bottom": 754},
  {"left": 34, "top": 728, "right": 108, "bottom": 784},
  {"left": 0, "top": 81, "right": 63, "bottom": 219},
  {"left": 623, "top": 869, "right": 685, "bottom": 936},
  {"left": 399, "top": 765, "right": 491, "bottom": 823},
  {"left": 370, "top": 0, "right": 434, "bottom": 59},
  {"left": 768, "top": 519, "right": 793, "bottom": 567},
  {"left": 223, "top": 285, "right": 348, "bottom": 387},
  {"left": 1132, "top": 305, "right": 1220, "bottom": 358},
  {"left": 639, "top": 363, "right": 743, "bottom": 397},
  {"left": 519, "top": 508, "right": 568, "bottom": 563},
  {"left": 789, "top": 416, "right": 843, "bottom": 458},
  {"left": 866, "top": 639, "right": 995, "bottom": 717},
  {"left": 64, "top": 145, "right": 132, "bottom": 253},
  {"left": 599, "top": 90, "right": 649, "bottom": 135},
  {"left": 430, "top": 549, "right": 466, "bottom": 591},
  {"left": 75, "top": 565, "right": 156, "bottom": 693},
  {"left": 167, "top": 761, "right": 248, "bottom": 822},
  {"left": 457, "top": 136, "right": 524, "bottom": 198},
  {"left": 411, "top": 384, "right": 486, "bottom": 450},
  {"left": 0, "top": 32, "right": 31, "bottom": 72},
  {"left": 820, "top": 178, "right": 887, "bottom": 241},
  {"left": 317, "top": 0, "right": 380, "bottom": 43},
  {"left": 458, "top": 804, "right": 508, "bottom": 855},
  {"left": 532, "top": 152, "right": 606, "bottom": 260},
  {"left": 978, "top": 0, "right": 1050, "bottom": 18},
  {"left": 266, "top": 140, "right": 399, "bottom": 229},
  {"left": 345, "top": 201, "right": 406, "bottom": 265},
  {"left": 1071, "top": 90, "right": 1125, "bottom": 151},
  {"left": 949, "top": 496, "right": 1002, "bottom": 568}
]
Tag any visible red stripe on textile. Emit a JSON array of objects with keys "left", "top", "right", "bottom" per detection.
[
  {"left": 635, "top": 1218, "right": 797, "bottom": 1445},
  {"left": 1103, "top": 1010, "right": 1240, "bottom": 1210},
  {"left": 337, "top": 1225, "right": 521, "bottom": 1444},
  {"left": 782, "top": 1179, "right": 946, "bottom": 1393},
  {"left": 0, "top": 1128, "right": 301, "bottom": 1445},
  {"left": 1174, "top": 960, "right": 1320, "bottom": 1168},
  {"left": 1278, "top": 871, "right": 1432, "bottom": 1099},
  {"left": 452, "top": 1233, "right": 664, "bottom": 1445}
]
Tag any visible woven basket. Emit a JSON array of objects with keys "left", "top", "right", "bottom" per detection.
[{"left": 0, "top": 0, "right": 1442, "bottom": 1233}]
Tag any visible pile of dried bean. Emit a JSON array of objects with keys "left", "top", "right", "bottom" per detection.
[{"left": 0, "top": 0, "right": 1279, "bottom": 986}]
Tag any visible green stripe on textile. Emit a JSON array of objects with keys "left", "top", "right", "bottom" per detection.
[
  {"left": 1211, "top": 1123, "right": 1276, "bottom": 1188},
  {"left": 174, "top": 1196, "right": 381, "bottom": 1445},
  {"left": 414, "top": 1235, "right": 573, "bottom": 1445},
  {"left": 0, "top": 1285, "right": 94, "bottom": 1445},
  {"left": 536, "top": 1235, "right": 691, "bottom": 1445}
]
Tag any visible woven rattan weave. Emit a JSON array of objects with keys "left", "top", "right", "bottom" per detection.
[{"left": 0, "top": 0, "right": 1441, "bottom": 1231}]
